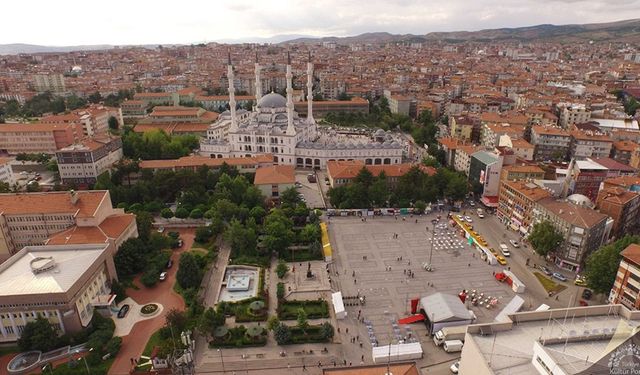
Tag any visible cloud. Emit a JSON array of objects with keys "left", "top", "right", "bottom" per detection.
[{"left": 1, "top": 0, "right": 640, "bottom": 45}]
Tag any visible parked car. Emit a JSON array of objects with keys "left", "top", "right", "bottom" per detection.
[
  {"left": 582, "top": 289, "right": 593, "bottom": 300},
  {"left": 477, "top": 212, "right": 485, "bottom": 219},
  {"left": 574, "top": 276, "right": 587, "bottom": 286},
  {"left": 157, "top": 226, "right": 165, "bottom": 233},
  {"left": 166, "top": 259, "right": 173, "bottom": 269},
  {"left": 540, "top": 265, "right": 552, "bottom": 275},
  {"left": 167, "top": 231, "right": 180, "bottom": 239},
  {"left": 509, "top": 239, "right": 520, "bottom": 248},
  {"left": 177, "top": 239, "right": 183, "bottom": 247},
  {"left": 450, "top": 361, "right": 460, "bottom": 374},
  {"left": 489, "top": 248, "right": 499, "bottom": 256},
  {"left": 159, "top": 272, "right": 167, "bottom": 281},
  {"left": 552, "top": 272, "right": 568, "bottom": 282},
  {"left": 579, "top": 300, "right": 589, "bottom": 306},
  {"left": 307, "top": 174, "right": 316, "bottom": 183},
  {"left": 469, "top": 201, "right": 475, "bottom": 207},
  {"left": 117, "top": 304, "right": 130, "bottom": 319},
  {"left": 464, "top": 216, "right": 473, "bottom": 223},
  {"left": 496, "top": 256, "right": 508, "bottom": 265}
]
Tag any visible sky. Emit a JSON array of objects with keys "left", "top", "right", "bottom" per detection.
[{"left": 4, "top": 0, "right": 640, "bottom": 45}]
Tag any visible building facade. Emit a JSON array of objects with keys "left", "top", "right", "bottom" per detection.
[
  {"left": 33, "top": 73, "right": 65, "bottom": 94},
  {"left": 596, "top": 187, "right": 640, "bottom": 241},
  {"left": 0, "top": 244, "right": 118, "bottom": 342},
  {"left": 497, "top": 180, "right": 551, "bottom": 235},
  {"left": 610, "top": 244, "right": 640, "bottom": 309},
  {"left": 0, "top": 123, "right": 79, "bottom": 155},
  {"left": 56, "top": 137, "right": 124, "bottom": 187},
  {"left": 530, "top": 125, "right": 571, "bottom": 161}
]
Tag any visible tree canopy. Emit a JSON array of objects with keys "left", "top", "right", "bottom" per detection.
[
  {"left": 585, "top": 235, "right": 640, "bottom": 294},
  {"left": 528, "top": 220, "right": 564, "bottom": 256}
]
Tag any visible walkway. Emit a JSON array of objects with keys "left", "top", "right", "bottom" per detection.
[{"left": 108, "top": 229, "right": 194, "bottom": 375}]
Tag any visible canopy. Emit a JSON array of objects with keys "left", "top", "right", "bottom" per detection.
[{"left": 398, "top": 314, "right": 425, "bottom": 324}]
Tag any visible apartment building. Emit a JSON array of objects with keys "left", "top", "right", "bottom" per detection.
[
  {"left": 480, "top": 123, "right": 525, "bottom": 148},
  {"left": 454, "top": 145, "right": 482, "bottom": 176},
  {"left": 0, "top": 158, "right": 15, "bottom": 187},
  {"left": 530, "top": 125, "right": 571, "bottom": 161},
  {"left": 33, "top": 73, "right": 65, "bottom": 94},
  {"left": 383, "top": 90, "right": 412, "bottom": 116},
  {"left": 294, "top": 97, "right": 369, "bottom": 117},
  {"left": 40, "top": 105, "right": 121, "bottom": 138},
  {"left": 596, "top": 187, "right": 640, "bottom": 241},
  {"left": 437, "top": 137, "right": 460, "bottom": 169},
  {"left": 0, "top": 243, "right": 118, "bottom": 342},
  {"left": 0, "top": 190, "right": 137, "bottom": 260},
  {"left": 569, "top": 130, "right": 613, "bottom": 160},
  {"left": 499, "top": 164, "right": 545, "bottom": 182},
  {"left": 459, "top": 305, "right": 640, "bottom": 375},
  {"left": 498, "top": 136, "right": 534, "bottom": 161},
  {"left": 602, "top": 175, "right": 640, "bottom": 193},
  {"left": 120, "top": 100, "right": 147, "bottom": 118},
  {"left": 558, "top": 103, "right": 590, "bottom": 128},
  {"left": 610, "top": 244, "right": 640, "bottom": 309},
  {"left": 449, "top": 116, "right": 476, "bottom": 142},
  {"left": 612, "top": 140, "right": 638, "bottom": 165},
  {"left": 533, "top": 198, "right": 610, "bottom": 271},
  {"left": 56, "top": 137, "right": 123, "bottom": 187},
  {"left": 195, "top": 95, "right": 254, "bottom": 112},
  {"left": 326, "top": 160, "right": 436, "bottom": 188},
  {"left": 0, "top": 123, "right": 79, "bottom": 155},
  {"left": 571, "top": 159, "right": 609, "bottom": 202},
  {"left": 497, "top": 180, "right": 551, "bottom": 235},
  {"left": 631, "top": 146, "right": 640, "bottom": 169}
]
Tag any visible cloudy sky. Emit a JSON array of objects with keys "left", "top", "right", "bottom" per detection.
[{"left": 4, "top": 0, "right": 640, "bottom": 45}]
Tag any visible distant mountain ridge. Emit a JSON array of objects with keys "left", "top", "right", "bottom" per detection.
[
  {"left": 2, "top": 18, "right": 640, "bottom": 55},
  {"left": 283, "top": 18, "right": 640, "bottom": 44}
]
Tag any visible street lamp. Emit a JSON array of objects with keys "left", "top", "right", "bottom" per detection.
[
  {"left": 217, "top": 348, "right": 225, "bottom": 374},
  {"left": 42, "top": 363, "right": 53, "bottom": 375},
  {"left": 76, "top": 348, "right": 93, "bottom": 375},
  {"left": 427, "top": 218, "right": 438, "bottom": 268}
]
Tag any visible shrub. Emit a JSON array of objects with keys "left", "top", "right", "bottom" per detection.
[
  {"left": 175, "top": 207, "right": 189, "bottom": 219},
  {"left": 274, "top": 323, "right": 292, "bottom": 345},
  {"left": 277, "top": 282, "right": 285, "bottom": 299},
  {"left": 161, "top": 208, "right": 174, "bottom": 218},
  {"left": 190, "top": 208, "right": 204, "bottom": 219},
  {"left": 195, "top": 226, "right": 214, "bottom": 243},
  {"left": 276, "top": 261, "right": 289, "bottom": 279}
]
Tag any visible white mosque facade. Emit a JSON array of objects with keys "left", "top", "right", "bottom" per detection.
[{"left": 199, "top": 56, "right": 403, "bottom": 169}]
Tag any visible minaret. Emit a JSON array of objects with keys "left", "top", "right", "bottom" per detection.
[
  {"left": 285, "top": 51, "right": 296, "bottom": 136},
  {"left": 306, "top": 51, "right": 314, "bottom": 124},
  {"left": 227, "top": 52, "right": 238, "bottom": 132},
  {"left": 254, "top": 51, "right": 262, "bottom": 103}
]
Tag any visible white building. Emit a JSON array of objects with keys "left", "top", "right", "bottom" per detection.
[
  {"left": 33, "top": 73, "right": 66, "bottom": 94},
  {"left": 558, "top": 103, "right": 591, "bottom": 128},
  {"left": 56, "top": 137, "right": 123, "bottom": 187},
  {"left": 0, "top": 158, "right": 14, "bottom": 187},
  {"left": 200, "top": 56, "right": 403, "bottom": 169}
]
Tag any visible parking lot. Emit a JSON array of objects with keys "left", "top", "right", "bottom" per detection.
[
  {"left": 326, "top": 213, "right": 517, "bottom": 368},
  {"left": 294, "top": 171, "right": 326, "bottom": 208}
]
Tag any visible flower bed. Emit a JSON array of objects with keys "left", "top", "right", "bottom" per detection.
[
  {"left": 209, "top": 325, "right": 267, "bottom": 348},
  {"left": 140, "top": 304, "right": 159, "bottom": 316}
]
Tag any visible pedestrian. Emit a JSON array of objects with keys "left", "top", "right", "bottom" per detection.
[
  {"left": 492, "top": 271, "right": 495, "bottom": 276},
  {"left": 346, "top": 327, "right": 349, "bottom": 334},
  {"left": 360, "top": 342, "right": 363, "bottom": 348},
  {"left": 354, "top": 279, "right": 357, "bottom": 284},
  {"left": 400, "top": 256, "right": 403, "bottom": 261},
  {"left": 352, "top": 270, "right": 355, "bottom": 277},
  {"left": 468, "top": 263, "right": 471, "bottom": 267},
  {"left": 303, "top": 364, "right": 307, "bottom": 371},
  {"left": 357, "top": 334, "right": 359, "bottom": 340},
  {"left": 349, "top": 362, "right": 352, "bottom": 367},
  {"left": 404, "top": 269, "right": 406, "bottom": 274},
  {"left": 337, "top": 327, "right": 340, "bottom": 333},
  {"left": 361, "top": 354, "right": 365, "bottom": 361},
  {"left": 555, "top": 295, "right": 559, "bottom": 301},
  {"left": 318, "top": 361, "right": 322, "bottom": 367},
  {"left": 344, "top": 359, "right": 347, "bottom": 366}
]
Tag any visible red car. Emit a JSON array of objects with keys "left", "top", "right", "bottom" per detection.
[{"left": 579, "top": 300, "right": 589, "bottom": 306}]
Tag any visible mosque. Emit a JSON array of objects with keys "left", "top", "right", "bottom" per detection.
[{"left": 199, "top": 54, "right": 404, "bottom": 169}]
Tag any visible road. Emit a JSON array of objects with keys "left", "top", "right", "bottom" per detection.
[
  {"left": 463, "top": 207, "right": 590, "bottom": 309},
  {"left": 108, "top": 229, "right": 194, "bottom": 375}
]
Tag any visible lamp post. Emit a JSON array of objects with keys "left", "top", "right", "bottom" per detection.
[
  {"left": 217, "top": 348, "right": 225, "bottom": 374},
  {"left": 76, "top": 348, "right": 93, "bottom": 375},
  {"left": 428, "top": 218, "right": 438, "bottom": 267},
  {"left": 42, "top": 363, "right": 53, "bottom": 375}
]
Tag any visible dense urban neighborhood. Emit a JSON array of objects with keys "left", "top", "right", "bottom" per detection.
[{"left": 3, "top": 15, "right": 640, "bottom": 375}]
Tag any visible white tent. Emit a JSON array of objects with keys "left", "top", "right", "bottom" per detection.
[
  {"left": 372, "top": 342, "right": 423, "bottom": 363},
  {"left": 332, "top": 292, "right": 346, "bottom": 319},
  {"left": 495, "top": 295, "right": 525, "bottom": 322},
  {"left": 420, "top": 293, "right": 474, "bottom": 333}
]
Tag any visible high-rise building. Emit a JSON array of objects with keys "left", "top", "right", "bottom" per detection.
[{"left": 33, "top": 73, "right": 66, "bottom": 94}]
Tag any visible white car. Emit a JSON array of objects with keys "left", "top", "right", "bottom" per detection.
[
  {"left": 159, "top": 272, "right": 167, "bottom": 281},
  {"left": 477, "top": 212, "right": 485, "bottom": 218},
  {"left": 509, "top": 239, "right": 520, "bottom": 248},
  {"left": 464, "top": 216, "right": 473, "bottom": 223},
  {"left": 157, "top": 226, "right": 165, "bottom": 233},
  {"left": 450, "top": 361, "right": 460, "bottom": 374},
  {"left": 469, "top": 201, "right": 476, "bottom": 206}
]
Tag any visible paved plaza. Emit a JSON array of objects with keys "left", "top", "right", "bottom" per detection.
[{"left": 327, "top": 214, "right": 517, "bottom": 370}]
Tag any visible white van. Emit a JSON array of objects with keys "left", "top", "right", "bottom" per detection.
[
  {"left": 443, "top": 339, "right": 464, "bottom": 353},
  {"left": 499, "top": 243, "right": 510, "bottom": 257},
  {"left": 477, "top": 208, "right": 484, "bottom": 218}
]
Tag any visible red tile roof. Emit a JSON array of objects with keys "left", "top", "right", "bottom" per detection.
[
  {"left": 254, "top": 165, "right": 295, "bottom": 185},
  {"left": 0, "top": 191, "right": 108, "bottom": 218}
]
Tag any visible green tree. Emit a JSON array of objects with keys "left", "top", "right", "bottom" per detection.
[
  {"left": 267, "top": 316, "right": 280, "bottom": 331},
  {"left": 195, "top": 226, "right": 214, "bottom": 243},
  {"left": 189, "top": 208, "right": 204, "bottom": 219},
  {"left": 320, "top": 322, "right": 335, "bottom": 340},
  {"left": 136, "top": 211, "right": 153, "bottom": 242},
  {"left": 108, "top": 116, "right": 119, "bottom": 130},
  {"left": 276, "top": 261, "right": 289, "bottom": 279},
  {"left": 296, "top": 308, "right": 309, "bottom": 333},
  {"left": 17, "top": 317, "right": 59, "bottom": 352},
  {"left": 175, "top": 207, "right": 189, "bottom": 219},
  {"left": 585, "top": 235, "right": 640, "bottom": 294},
  {"left": 528, "top": 220, "right": 564, "bottom": 256},
  {"left": 263, "top": 210, "right": 295, "bottom": 254},
  {"left": 165, "top": 308, "right": 188, "bottom": 332},
  {"left": 274, "top": 323, "right": 291, "bottom": 345},
  {"left": 299, "top": 224, "right": 320, "bottom": 244},
  {"left": 199, "top": 307, "right": 225, "bottom": 338},
  {"left": 177, "top": 252, "right": 202, "bottom": 289},
  {"left": 88, "top": 91, "right": 102, "bottom": 104},
  {"left": 161, "top": 208, "right": 174, "bottom": 218},
  {"left": 414, "top": 200, "right": 427, "bottom": 214},
  {"left": 280, "top": 187, "right": 301, "bottom": 207},
  {"left": 66, "top": 94, "right": 87, "bottom": 110}
]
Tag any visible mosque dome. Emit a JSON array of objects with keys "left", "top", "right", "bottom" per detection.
[
  {"left": 567, "top": 194, "right": 594, "bottom": 208},
  {"left": 257, "top": 92, "right": 287, "bottom": 108}
]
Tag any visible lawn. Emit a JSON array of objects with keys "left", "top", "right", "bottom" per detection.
[
  {"left": 142, "top": 329, "right": 164, "bottom": 357},
  {"left": 278, "top": 300, "right": 329, "bottom": 320},
  {"left": 534, "top": 272, "right": 568, "bottom": 294},
  {"left": 50, "top": 357, "right": 115, "bottom": 375},
  {"left": 209, "top": 325, "right": 267, "bottom": 348},
  {"left": 0, "top": 345, "right": 18, "bottom": 356},
  {"left": 280, "top": 247, "right": 323, "bottom": 262}
]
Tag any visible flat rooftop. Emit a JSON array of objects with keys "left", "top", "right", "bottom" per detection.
[
  {"left": 0, "top": 244, "right": 108, "bottom": 296},
  {"left": 466, "top": 305, "right": 640, "bottom": 374}
]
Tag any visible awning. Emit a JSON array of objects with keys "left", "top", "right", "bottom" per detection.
[
  {"left": 398, "top": 314, "right": 425, "bottom": 324},
  {"left": 480, "top": 196, "right": 499, "bottom": 208}
]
